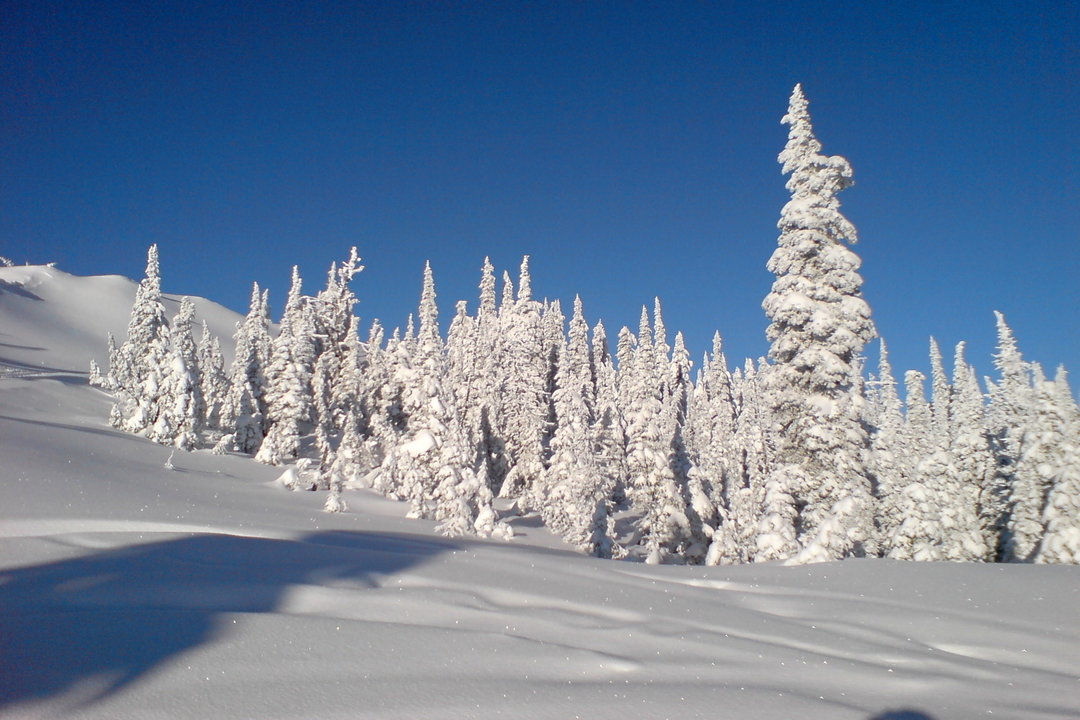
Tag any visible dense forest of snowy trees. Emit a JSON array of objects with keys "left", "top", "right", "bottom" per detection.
[{"left": 96, "top": 86, "right": 1080, "bottom": 565}]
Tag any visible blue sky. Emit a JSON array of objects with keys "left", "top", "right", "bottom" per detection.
[{"left": 3, "top": 1, "right": 1077, "bottom": 386}]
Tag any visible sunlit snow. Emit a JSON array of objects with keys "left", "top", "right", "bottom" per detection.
[{"left": 1, "top": 266, "right": 1078, "bottom": 719}]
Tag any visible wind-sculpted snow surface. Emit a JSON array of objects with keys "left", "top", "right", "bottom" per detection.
[{"left": 2, "top": 265, "right": 1080, "bottom": 719}]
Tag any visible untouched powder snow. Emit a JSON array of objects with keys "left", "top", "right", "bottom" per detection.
[{"left": 1, "top": 266, "right": 1079, "bottom": 719}]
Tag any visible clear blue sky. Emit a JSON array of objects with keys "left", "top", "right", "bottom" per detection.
[{"left": 3, "top": 1, "right": 1077, "bottom": 386}]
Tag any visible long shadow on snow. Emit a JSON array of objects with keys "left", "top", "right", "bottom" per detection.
[
  {"left": 0, "top": 280, "right": 43, "bottom": 300},
  {"left": 0, "top": 359, "right": 88, "bottom": 382},
  {"left": 0, "top": 531, "right": 459, "bottom": 710},
  {"left": 0, "top": 414, "right": 165, "bottom": 444}
]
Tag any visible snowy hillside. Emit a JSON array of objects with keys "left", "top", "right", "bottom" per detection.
[
  {"left": 1, "top": 265, "right": 1079, "bottom": 720},
  {"left": 0, "top": 265, "right": 242, "bottom": 374}
]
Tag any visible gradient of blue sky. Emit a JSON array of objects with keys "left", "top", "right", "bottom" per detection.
[{"left": 3, "top": 1, "right": 1077, "bottom": 384}]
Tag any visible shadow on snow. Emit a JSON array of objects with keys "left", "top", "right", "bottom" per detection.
[{"left": 0, "top": 531, "right": 458, "bottom": 711}]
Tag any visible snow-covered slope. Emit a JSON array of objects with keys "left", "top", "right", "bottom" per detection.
[
  {"left": 1, "top": 266, "right": 1078, "bottom": 720},
  {"left": 0, "top": 265, "right": 241, "bottom": 375}
]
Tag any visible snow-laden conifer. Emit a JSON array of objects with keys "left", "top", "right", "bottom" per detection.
[
  {"left": 760, "top": 84, "right": 876, "bottom": 563},
  {"left": 165, "top": 297, "right": 203, "bottom": 450},
  {"left": 1034, "top": 367, "right": 1080, "bottom": 564},
  {"left": 949, "top": 341, "right": 996, "bottom": 560},
  {"left": 668, "top": 330, "right": 712, "bottom": 560},
  {"left": 416, "top": 261, "right": 441, "bottom": 364},
  {"left": 887, "top": 371, "right": 943, "bottom": 561},
  {"left": 376, "top": 263, "right": 507, "bottom": 538},
  {"left": 356, "top": 319, "right": 396, "bottom": 469},
  {"left": 932, "top": 340, "right": 989, "bottom": 561},
  {"left": 257, "top": 266, "right": 317, "bottom": 465},
  {"left": 102, "top": 332, "right": 121, "bottom": 390},
  {"left": 867, "top": 340, "right": 907, "bottom": 555},
  {"left": 473, "top": 259, "right": 511, "bottom": 492},
  {"left": 691, "top": 335, "right": 740, "bottom": 563},
  {"left": 196, "top": 321, "right": 228, "bottom": 436},
  {"left": 623, "top": 306, "right": 693, "bottom": 563},
  {"left": 330, "top": 313, "right": 365, "bottom": 439},
  {"left": 685, "top": 333, "right": 735, "bottom": 509},
  {"left": 110, "top": 245, "right": 174, "bottom": 440},
  {"left": 988, "top": 312, "right": 1041, "bottom": 562},
  {"left": 1009, "top": 364, "right": 1078, "bottom": 562},
  {"left": 88, "top": 358, "right": 106, "bottom": 388},
  {"left": 589, "top": 320, "right": 627, "bottom": 558},
  {"left": 727, "top": 361, "right": 785, "bottom": 563},
  {"left": 652, "top": 297, "right": 671, "bottom": 392},
  {"left": 311, "top": 249, "right": 364, "bottom": 440},
  {"left": 218, "top": 283, "right": 271, "bottom": 454},
  {"left": 497, "top": 257, "right": 549, "bottom": 500},
  {"left": 312, "top": 350, "right": 338, "bottom": 478},
  {"left": 539, "top": 296, "right": 610, "bottom": 551}
]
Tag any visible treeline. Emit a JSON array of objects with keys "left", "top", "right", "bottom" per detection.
[{"left": 95, "top": 86, "right": 1080, "bottom": 565}]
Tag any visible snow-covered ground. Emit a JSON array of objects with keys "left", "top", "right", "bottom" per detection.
[{"left": 2, "top": 265, "right": 1078, "bottom": 720}]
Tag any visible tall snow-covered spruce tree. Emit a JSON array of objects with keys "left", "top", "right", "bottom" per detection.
[{"left": 761, "top": 84, "right": 877, "bottom": 563}]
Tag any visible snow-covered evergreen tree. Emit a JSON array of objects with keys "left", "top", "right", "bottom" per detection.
[
  {"left": 667, "top": 330, "right": 712, "bottom": 561},
  {"left": 886, "top": 371, "right": 943, "bottom": 561},
  {"left": 1009, "top": 364, "right": 1076, "bottom": 562},
  {"left": 867, "top": 340, "right": 907, "bottom": 556},
  {"left": 691, "top": 335, "right": 740, "bottom": 564},
  {"left": 1034, "top": 367, "right": 1080, "bottom": 564},
  {"left": 931, "top": 339, "right": 988, "bottom": 561},
  {"left": 257, "top": 266, "right": 313, "bottom": 465},
  {"left": 196, "top": 321, "right": 228, "bottom": 436},
  {"left": 727, "top": 360, "right": 786, "bottom": 563},
  {"left": 589, "top": 319, "right": 627, "bottom": 558},
  {"left": 164, "top": 296, "right": 203, "bottom": 449},
  {"left": 316, "top": 250, "right": 364, "bottom": 426},
  {"left": 949, "top": 341, "right": 996, "bottom": 560},
  {"left": 471, "top": 259, "right": 510, "bottom": 493},
  {"left": 88, "top": 358, "right": 106, "bottom": 388},
  {"left": 622, "top": 306, "right": 693, "bottom": 563},
  {"left": 760, "top": 84, "right": 876, "bottom": 563},
  {"left": 102, "top": 332, "right": 121, "bottom": 390},
  {"left": 375, "top": 263, "right": 507, "bottom": 538},
  {"left": 540, "top": 296, "right": 616, "bottom": 552},
  {"left": 497, "top": 257, "right": 549, "bottom": 501},
  {"left": 218, "top": 283, "right": 271, "bottom": 454},
  {"left": 988, "top": 312, "right": 1040, "bottom": 562},
  {"left": 311, "top": 349, "right": 338, "bottom": 477},
  {"left": 109, "top": 245, "right": 174, "bottom": 441}
]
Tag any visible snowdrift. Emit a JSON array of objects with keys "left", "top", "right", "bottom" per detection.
[{"left": 1, "top": 265, "right": 1078, "bottom": 719}]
